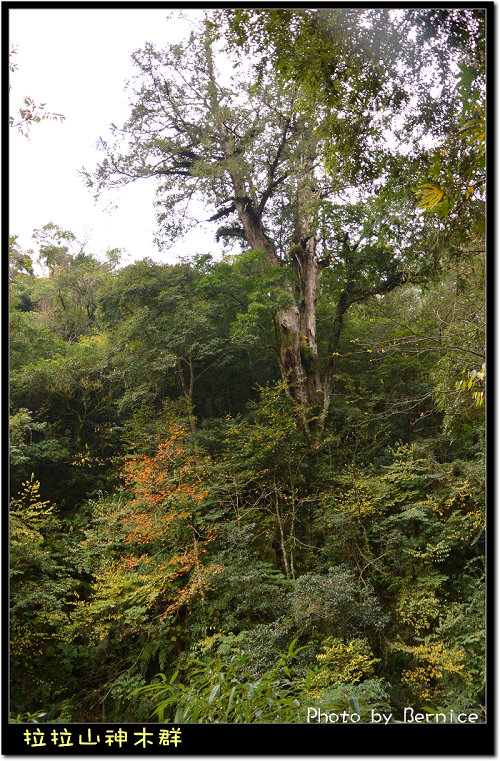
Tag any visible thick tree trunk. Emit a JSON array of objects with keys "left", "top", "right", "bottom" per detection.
[
  {"left": 205, "top": 38, "right": 323, "bottom": 424},
  {"left": 297, "top": 239, "right": 322, "bottom": 403},
  {"left": 275, "top": 245, "right": 322, "bottom": 413},
  {"left": 277, "top": 146, "right": 323, "bottom": 413},
  {"left": 231, "top": 187, "right": 324, "bottom": 422}
]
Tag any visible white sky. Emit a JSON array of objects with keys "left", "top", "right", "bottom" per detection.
[{"left": 9, "top": 8, "right": 224, "bottom": 268}]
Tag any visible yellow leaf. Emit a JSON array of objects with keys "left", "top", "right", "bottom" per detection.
[{"left": 416, "top": 183, "right": 445, "bottom": 210}]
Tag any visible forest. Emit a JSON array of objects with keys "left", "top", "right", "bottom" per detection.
[{"left": 9, "top": 8, "right": 486, "bottom": 724}]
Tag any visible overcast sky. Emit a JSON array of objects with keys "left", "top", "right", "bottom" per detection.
[{"left": 9, "top": 7, "right": 225, "bottom": 267}]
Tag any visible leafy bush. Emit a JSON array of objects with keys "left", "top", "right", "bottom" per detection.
[
  {"left": 290, "top": 567, "right": 388, "bottom": 638},
  {"left": 136, "top": 640, "right": 311, "bottom": 723}
]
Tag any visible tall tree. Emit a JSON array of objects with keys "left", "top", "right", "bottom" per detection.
[{"left": 85, "top": 11, "right": 481, "bottom": 431}]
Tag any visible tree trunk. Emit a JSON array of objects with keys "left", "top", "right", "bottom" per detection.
[
  {"left": 288, "top": 240, "right": 322, "bottom": 406},
  {"left": 205, "top": 36, "right": 322, "bottom": 425},
  {"left": 274, "top": 484, "right": 290, "bottom": 580},
  {"left": 274, "top": 145, "right": 322, "bottom": 414},
  {"left": 273, "top": 259, "right": 321, "bottom": 413}
]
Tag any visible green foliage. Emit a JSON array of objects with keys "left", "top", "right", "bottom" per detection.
[
  {"left": 429, "top": 258, "right": 485, "bottom": 436},
  {"left": 290, "top": 568, "right": 387, "bottom": 638},
  {"left": 455, "top": 365, "right": 485, "bottom": 408},
  {"left": 10, "top": 409, "right": 48, "bottom": 466},
  {"left": 9, "top": 477, "right": 80, "bottom": 715},
  {"left": 10, "top": 710, "right": 48, "bottom": 724},
  {"left": 311, "top": 637, "right": 379, "bottom": 693},
  {"left": 9, "top": 10, "right": 485, "bottom": 725},
  {"left": 136, "top": 640, "right": 310, "bottom": 723},
  {"left": 413, "top": 17, "right": 485, "bottom": 248},
  {"left": 25, "top": 223, "right": 118, "bottom": 341},
  {"left": 312, "top": 679, "right": 392, "bottom": 720}
]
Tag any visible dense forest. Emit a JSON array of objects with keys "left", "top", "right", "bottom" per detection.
[{"left": 9, "top": 8, "right": 486, "bottom": 724}]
